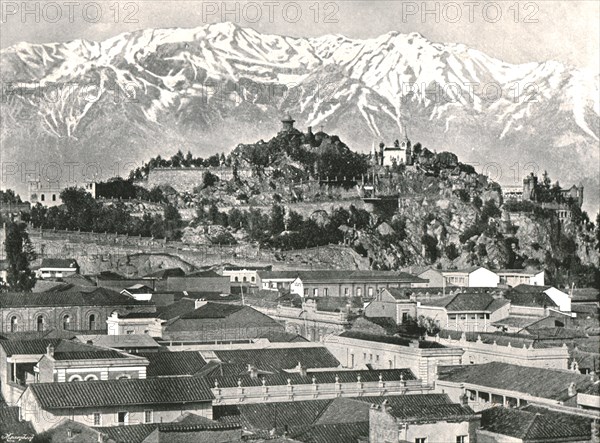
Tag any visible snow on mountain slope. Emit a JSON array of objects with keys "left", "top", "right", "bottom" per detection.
[{"left": 1, "top": 22, "right": 598, "bottom": 211}]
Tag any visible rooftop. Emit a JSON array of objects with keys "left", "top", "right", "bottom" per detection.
[
  {"left": 0, "top": 338, "right": 113, "bottom": 357},
  {"left": 339, "top": 331, "right": 447, "bottom": 349},
  {"left": 214, "top": 347, "right": 341, "bottom": 370},
  {"left": 39, "top": 258, "right": 78, "bottom": 269},
  {"left": 437, "top": 362, "right": 595, "bottom": 401},
  {"left": 420, "top": 293, "right": 509, "bottom": 312},
  {"left": 481, "top": 405, "right": 592, "bottom": 441},
  {"left": 0, "top": 287, "right": 153, "bottom": 308},
  {"left": 139, "top": 351, "right": 207, "bottom": 377},
  {"left": 29, "top": 376, "right": 214, "bottom": 410}
]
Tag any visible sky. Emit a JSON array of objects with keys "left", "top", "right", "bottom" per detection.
[{"left": 0, "top": 0, "right": 598, "bottom": 72}]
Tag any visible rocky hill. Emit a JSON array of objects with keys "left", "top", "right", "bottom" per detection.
[{"left": 1, "top": 22, "right": 598, "bottom": 213}]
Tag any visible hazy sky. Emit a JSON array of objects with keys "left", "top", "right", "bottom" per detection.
[{"left": 0, "top": 0, "right": 598, "bottom": 71}]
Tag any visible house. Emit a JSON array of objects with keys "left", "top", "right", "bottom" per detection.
[
  {"left": 28, "top": 180, "right": 95, "bottom": 207},
  {"left": 222, "top": 265, "right": 271, "bottom": 285},
  {"left": 436, "top": 362, "right": 599, "bottom": 414},
  {"left": 36, "top": 258, "right": 79, "bottom": 279},
  {"left": 106, "top": 311, "right": 165, "bottom": 337},
  {"left": 377, "top": 135, "right": 412, "bottom": 167},
  {"left": 293, "top": 270, "right": 427, "bottom": 299},
  {"left": 418, "top": 268, "right": 446, "bottom": 287},
  {"left": 364, "top": 288, "right": 417, "bottom": 324},
  {"left": 417, "top": 293, "right": 510, "bottom": 332},
  {"left": 0, "top": 287, "right": 155, "bottom": 334},
  {"left": 369, "top": 393, "right": 478, "bottom": 443},
  {"left": 258, "top": 270, "right": 300, "bottom": 291},
  {"left": 161, "top": 301, "right": 285, "bottom": 342},
  {"left": 120, "top": 284, "right": 154, "bottom": 301},
  {"left": 19, "top": 376, "right": 215, "bottom": 432},
  {"left": 478, "top": 405, "right": 594, "bottom": 443},
  {"left": 323, "top": 331, "right": 462, "bottom": 385},
  {"left": 508, "top": 284, "right": 572, "bottom": 313},
  {"left": 74, "top": 334, "right": 162, "bottom": 353},
  {"left": 164, "top": 273, "right": 231, "bottom": 293},
  {"left": 442, "top": 267, "right": 500, "bottom": 288},
  {"left": 497, "top": 269, "right": 545, "bottom": 287},
  {"left": 0, "top": 338, "right": 148, "bottom": 405}
]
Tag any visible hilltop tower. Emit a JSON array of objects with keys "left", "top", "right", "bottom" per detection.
[{"left": 280, "top": 114, "right": 296, "bottom": 133}]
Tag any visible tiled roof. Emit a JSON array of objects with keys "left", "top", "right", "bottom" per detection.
[
  {"left": 299, "top": 270, "right": 425, "bottom": 284},
  {"left": 289, "top": 422, "right": 369, "bottom": 443},
  {"left": 181, "top": 303, "right": 244, "bottom": 319},
  {"left": 571, "top": 288, "right": 600, "bottom": 302},
  {"left": 258, "top": 271, "right": 300, "bottom": 280},
  {"left": 339, "top": 331, "right": 447, "bottom": 348},
  {"left": 185, "top": 270, "right": 222, "bottom": 277},
  {"left": 314, "top": 397, "right": 370, "bottom": 424},
  {"left": 481, "top": 406, "right": 592, "bottom": 441},
  {"left": 52, "top": 350, "right": 127, "bottom": 360},
  {"left": 75, "top": 334, "right": 161, "bottom": 349},
  {"left": 212, "top": 368, "right": 416, "bottom": 389},
  {"left": 491, "top": 316, "right": 542, "bottom": 329},
  {"left": 96, "top": 424, "right": 157, "bottom": 443},
  {"left": 497, "top": 269, "right": 542, "bottom": 275},
  {"left": 385, "top": 288, "right": 412, "bottom": 300},
  {"left": 504, "top": 289, "right": 558, "bottom": 308},
  {"left": 0, "top": 287, "right": 152, "bottom": 307},
  {"left": 420, "top": 293, "right": 509, "bottom": 312},
  {"left": 0, "top": 406, "right": 36, "bottom": 436},
  {"left": 40, "top": 258, "right": 78, "bottom": 269},
  {"left": 214, "top": 347, "right": 340, "bottom": 370},
  {"left": 29, "top": 376, "right": 214, "bottom": 409},
  {"left": 0, "top": 338, "right": 110, "bottom": 356},
  {"left": 139, "top": 351, "right": 207, "bottom": 377},
  {"left": 156, "top": 298, "right": 197, "bottom": 320},
  {"left": 437, "top": 362, "right": 595, "bottom": 401}
]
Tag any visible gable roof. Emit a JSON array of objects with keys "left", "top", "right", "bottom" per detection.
[
  {"left": 29, "top": 377, "right": 214, "bottom": 410},
  {"left": 481, "top": 406, "right": 592, "bottom": 441},
  {"left": 139, "top": 351, "right": 207, "bottom": 377},
  {"left": 437, "top": 362, "right": 595, "bottom": 401},
  {"left": 289, "top": 422, "right": 369, "bottom": 443},
  {"left": 504, "top": 287, "right": 558, "bottom": 308},
  {"left": 181, "top": 302, "right": 245, "bottom": 319},
  {"left": 420, "top": 293, "right": 509, "bottom": 312},
  {"left": 339, "top": 331, "right": 447, "bottom": 349},
  {"left": 0, "top": 338, "right": 111, "bottom": 357},
  {"left": 213, "top": 347, "right": 340, "bottom": 370},
  {"left": 143, "top": 267, "right": 186, "bottom": 279},
  {"left": 39, "top": 258, "right": 78, "bottom": 269},
  {"left": 0, "top": 287, "right": 152, "bottom": 308}
]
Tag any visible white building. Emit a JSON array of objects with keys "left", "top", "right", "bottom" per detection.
[
  {"left": 442, "top": 267, "right": 500, "bottom": 288},
  {"left": 28, "top": 180, "right": 96, "bottom": 207},
  {"left": 36, "top": 258, "right": 79, "bottom": 279},
  {"left": 497, "top": 269, "right": 545, "bottom": 287}
]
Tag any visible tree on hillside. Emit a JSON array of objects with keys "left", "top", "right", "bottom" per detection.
[
  {"left": 270, "top": 204, "right": 285, "bottom": 236},
  {"left": 4, "top": 222, "right": 37, "bottom": 291}
]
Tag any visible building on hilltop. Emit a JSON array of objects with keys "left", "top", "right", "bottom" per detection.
[
  {"left": 280, "top": 113, "right": 296, "bottom": 132},
  {"left": 28, "top": 180, "right": 96, "bottom": 207}
]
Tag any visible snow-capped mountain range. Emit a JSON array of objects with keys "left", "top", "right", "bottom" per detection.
[{"left": 1, "top": 22, "right": 599, "bottom": 211}]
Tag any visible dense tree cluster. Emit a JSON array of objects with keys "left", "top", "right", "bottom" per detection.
[
  {"left": 96, "top": 177, "right": 167, "bottom": 203},
  {"left": 196, "top": 203, "right": 371, "bottom": 250},
  {"left": 129, "top": 150, "right": 226, "bottom": 180},
  {"left": 3, "top": 222, "right": 36, "bottom": 291},
  {"left": 29, "top": 188, "right": 182, "bottom": 240}
]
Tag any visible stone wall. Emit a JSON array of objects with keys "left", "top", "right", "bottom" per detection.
[{"left": 143, "top": 167, "right": 254, "bottom": 192}]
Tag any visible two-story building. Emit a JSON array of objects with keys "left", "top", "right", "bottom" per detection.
[
  {"left": 364, "top": 288, "right": 417, "bottom": 324},
  {"left": 417, "top": 293, "right": 510, "bottom": 332},
  {"left": 497, "top": 269, "right": 545, "bottom": 287}
]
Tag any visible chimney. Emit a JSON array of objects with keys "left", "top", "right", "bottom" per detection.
[
  {"left": 297, "top": 362, "right": 307, "bottom": 377},
  {"left": 248, "top": 365, "right": 258, "bottom": 379},
  {"left": 381, "top": 399, "right": 389, "bottom": 413},
  {"left": 459, "top": 393, "right": 469, "bottom": 406},
  {"left": 567, "top": 382, "right": 577, "bottom": 397},
  {"left": 307, "top": 126, "right": 313, "bottom": 135},
  {"left": 46, "top": 344, "right": 54, "bottom": 358},
  {"left": 195, "top": 298, "right": 208, "bottom": 309}
]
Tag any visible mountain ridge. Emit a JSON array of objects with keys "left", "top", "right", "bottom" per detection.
[{"left": 1, "top": 22, "right": 598, "bottom": 213}]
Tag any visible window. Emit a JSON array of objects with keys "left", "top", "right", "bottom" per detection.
[
  {"left": 304, "top": 288, "right": 308, "bottom": 296},
  {"left": 68, "top": 375, "right": 83, "bottom": 382},
  {"left": 415, "top": 438, "right": 427, "bottom": 443},
  {"left": 36, "top": 315, "right": 44, "bottom": 332},
  {"left": 350, "top": 354, "right": 355, "bottom": 368},
  {"left": 376, "top": 355, "right": 380, "bottom": 362},
  {"left": 234, "top": 276, "right": 239, "bottom": 282},
  {"left": 456, "top": 437, "right": 467, "bottom": 443},
  {"left": 88, "top": 314, "right": 96, "bottom": 330},
  {"left": 357, "top": 288, "right": 362, "bottom": 297},
  {"left": 144, "top": 410, "right": 153, "bottom": 424},
  {"left": 402, "top": 312, "right": 409, "bottom": 323},
  {"left": 93, "top": 413, "right": 101, "bottom": 426},
  {"left": 344, "top": 287, "right": 349, "bottom": 296},
  {"left": 323, "top": 288, "right": 328, "bottom": 297},
  {"left": 243, "top": 276, "right": 247, "bottom": 282},
  {"left": 52, "top": 194, "right": 56, "bottom": 201},
  {"left": 126, "top": 330, "right": 134, "bottom": 335},
  {"left": 388, "top": 360, "right": 393, "bottom": 369},
  {"left": 117, "top": 411, "right": 129, "bottom": 425},
  {"left": 62, "top": 315, "right": 70, "bottom": 330},
  {"left": 368, "top": 287, "right": 374, "bottom": 297},
  {"left": 363, "top": 353, "right": 367, "bottom": 361},
  {"left": 84, "top": 374, "right": 98, "bottom": 381},
  {"left": 449, "top": 315, "right": 457, "bottom": 320},
  {"left": 41, "top": 194, "right": 45, "bottom": 201},
  {"left": 251, "top": 276, "right": 255, "bottom": 282},
  {"left": 10, "top": 316, "right": 18, "bottom": 333},
  {"left": 313, "top": 288, "right": 318, "bottom": 296}
]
